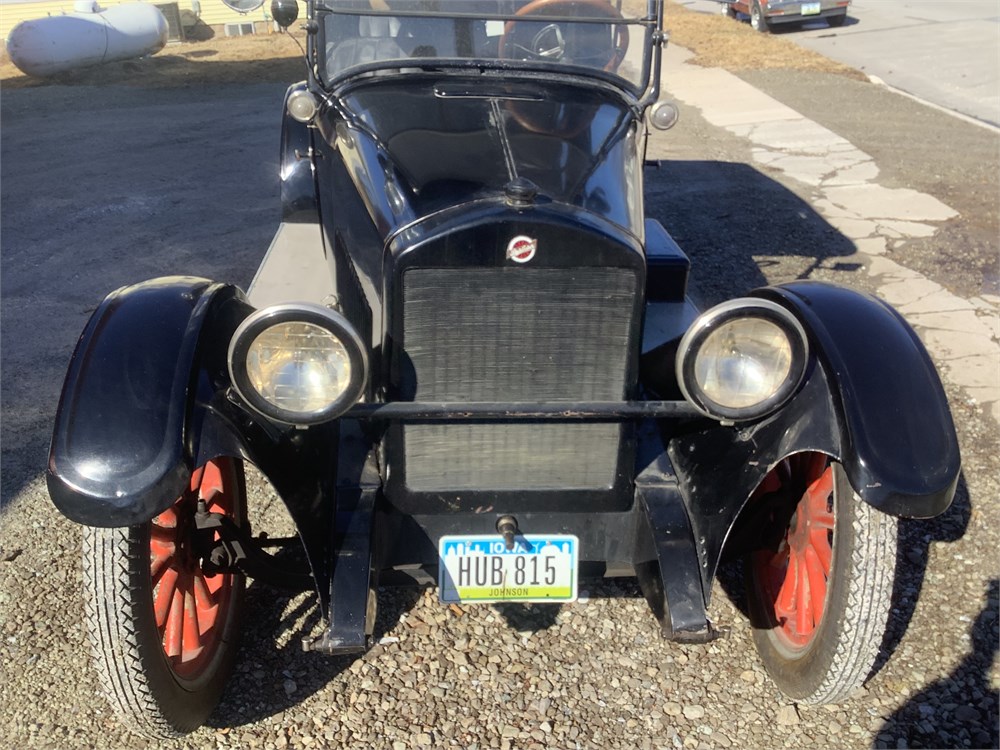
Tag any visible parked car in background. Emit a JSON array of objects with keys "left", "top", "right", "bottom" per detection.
[{"left": 719, "top": 0, "right": 850, "bottom": 32}]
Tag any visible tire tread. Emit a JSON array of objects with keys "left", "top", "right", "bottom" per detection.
[
  {"left": 83, "top": 526, "right": 184, "bottom": 738},
  {"left": 801, "top": 498, "right": 898, "bottom": 704}
]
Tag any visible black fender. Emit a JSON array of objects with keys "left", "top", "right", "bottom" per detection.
[
  {"left": 47, "top": 276, "right": 342, "bottom": 610},
  {"left": 280, "top": 82, "right": 319, "bottom": 223},
  {"left": 666, "top": 280, "right": 960, "bottom": 598},
  {"left": 47, "top": 277, "right": 252, "bottom": 527},
  {"left": 759, "top": 281, "right": 960, "bottom": 516}
]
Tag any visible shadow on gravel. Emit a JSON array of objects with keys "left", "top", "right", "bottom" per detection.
[
  {"left": 644, "top": 160, "right": 859, "bottom": 305},
  {"left": 493, "top": 578, "right": 652, "bottom": 633},
  {"left": 494, "top": 602, "right": 563, "bottom": 632},
  {"left": 874, "top": 578, "right": 999, "bottom": 750},
  {"left": 209, "top": 579, "right": 425, "bottom": 729},
  {"left": 492, "top": 576, "right": 660, "bottom": 634},
  {"left": 871, "top": 473, "right": 972, "bottom": 678},
  {"left": 208, "top": 577, "right": 650, "bottom": 727}
]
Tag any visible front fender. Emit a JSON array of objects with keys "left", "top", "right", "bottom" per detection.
[
  {"left": 47, "top": 277, "right": 251, "bottom": 527},
  {"left": 759, "top": 281, "right": 960, "bottom": 517},
  {"left": 667, "top": 280, "right": 960, "bottom": 599}
]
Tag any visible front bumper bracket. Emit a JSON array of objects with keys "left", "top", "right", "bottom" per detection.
[{"left": 635, "top": 432, "right": 722, "bottom": 643}]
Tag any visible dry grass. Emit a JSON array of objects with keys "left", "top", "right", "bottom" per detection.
[
  {"left": 0, "top": 1, "right": 862, "bottom": 88},
  {"left": 663, "top": 1, "right": 864, "bottom": 77}
]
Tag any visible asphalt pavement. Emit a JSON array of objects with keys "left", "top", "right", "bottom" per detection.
[
  {"left": 1, "top": 32, "right": 998, "bottom": 750},
  {"left": 681, "top": 0, "right": 1000, "bottom": 127}
]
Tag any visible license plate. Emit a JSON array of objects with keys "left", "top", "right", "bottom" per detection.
[
  {"left": 439, "top": 534, "right": 578, "bottom": 603},
  {"left": 802, "top": 2, "right": 822, "bottom": 15}
]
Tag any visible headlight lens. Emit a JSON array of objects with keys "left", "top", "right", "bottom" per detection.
[
  {"left": 695, "top": 317, "right": 793, "bottom": 408},
  {"left": 229, "top": 304, "right": 367, "bottom": 425},
  {"left": 677, "top": 299, "right": 808, "bottom": 422},
  {"left": 245, "top": 322, "right": 353, "bottom": 413}
]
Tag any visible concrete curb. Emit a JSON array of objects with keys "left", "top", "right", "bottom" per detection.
[{"left": 866, "top": 74, "right": 1000, "bottom": 134}]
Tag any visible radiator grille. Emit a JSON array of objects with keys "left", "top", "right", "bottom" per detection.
[{"left": 400, "top": 267, "right": 636, "bottom": 492}]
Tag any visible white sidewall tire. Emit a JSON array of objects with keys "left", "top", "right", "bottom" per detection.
[
  {"left": 82, "top": 460, "right": 247, "bottom": 738},
  {"left": 748, "top": 462, "right": 898, "bottom": 704}
]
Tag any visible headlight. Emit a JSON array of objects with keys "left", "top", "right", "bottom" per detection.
[
  {"left": 286, "top": 88, "right": 319, "bottom": 124},
  {"left": 228, "top": 303, "right": 367, "bottom": 425},
  {"left": 676, "top": 298, "right": 808, "bottom": 423}
]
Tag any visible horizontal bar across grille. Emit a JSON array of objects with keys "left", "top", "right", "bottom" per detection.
[{"left": 347, "top": 400, "right": 698, "bottom": 420}]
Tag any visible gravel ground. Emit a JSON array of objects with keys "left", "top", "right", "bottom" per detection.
[{"left": 2, "top": 49, "right": 998, "bottom": 750}]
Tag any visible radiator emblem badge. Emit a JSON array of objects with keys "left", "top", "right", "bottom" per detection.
[{"left": 506, "top": 235, "right": 537, "bottom": 264}]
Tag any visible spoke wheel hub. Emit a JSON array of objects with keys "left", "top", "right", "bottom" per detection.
[
  {"left": 753, "top": 454, "right": 836, "bottom": 651},
  {"left": 149, "top": 460, "right": 236, "bottom": 678}
]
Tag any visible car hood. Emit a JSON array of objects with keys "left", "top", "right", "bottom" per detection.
[{"left": 320, "top": 76, "right": 643, "bottom": 234}]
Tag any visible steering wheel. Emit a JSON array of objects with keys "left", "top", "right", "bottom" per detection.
[{"left": 499, "top": 0, "right": 629, "bottom": 72}]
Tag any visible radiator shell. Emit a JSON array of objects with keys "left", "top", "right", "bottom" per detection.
[{"left": 382, "top": 209, "right": 645, "bottom": 513}]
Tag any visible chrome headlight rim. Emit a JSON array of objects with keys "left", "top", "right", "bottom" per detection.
[
  {"left": 228, "top": 303, "right": 368, "bottom": 426},
  {"left": 286, "top": 88, "right": 319, "bottom": 124},
  {"left": 676, "top": 297, "right": 809, "bottom": 423}
]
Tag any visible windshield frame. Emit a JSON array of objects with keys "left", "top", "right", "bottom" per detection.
[{"left": 309, "top": 1, "right": 663, "bottom": 98}]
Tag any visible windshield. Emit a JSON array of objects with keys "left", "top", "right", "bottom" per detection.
[{"left": 315, "top": 1, "right": 658, "bottom": 91}]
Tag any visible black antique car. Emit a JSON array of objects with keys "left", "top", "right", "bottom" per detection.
[{"left": 47, "top": 0, "right": 960, "bottom": 738}]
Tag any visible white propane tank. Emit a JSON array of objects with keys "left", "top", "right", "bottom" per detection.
[{"left": 6, "top": 2, "right": 169, "bottom": 78}]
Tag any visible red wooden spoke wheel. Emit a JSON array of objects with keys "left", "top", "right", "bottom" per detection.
[
  {"left": 751, "top": 452, "right": 834, "bottom": 651},
  {"left": 149, "top": 461, "right": 239, "bottom": 678},
  {"left": 745, "top": 453, "right": 898, "bottom": 704},
  {"left": 84, "top": 457, "right": 247, "bottom": 737}
]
